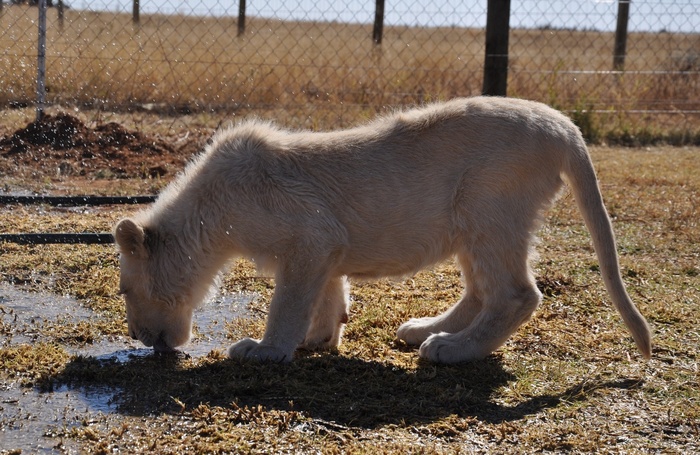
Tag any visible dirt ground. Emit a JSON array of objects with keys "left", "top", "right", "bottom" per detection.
[{"left": 0, "top": 111, "right": 207, "bottom": 182}]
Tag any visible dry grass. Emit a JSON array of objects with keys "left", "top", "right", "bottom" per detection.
[
  {"left": 1, "top": 5, "right": 699, "bottom": 138},
  {"left": 1, "top": 141, "right": 698, "bottom": 452}
]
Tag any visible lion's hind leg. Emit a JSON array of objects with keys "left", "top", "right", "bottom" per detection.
[
  {"left": 418, "top": 284, "right": 541, "bottom": 363},
  {"left": 299, "top": 276, "right": 350, "bottom": 351},
  {"left": 418, "top": 241, "right": 542, "bottom": 363},
  {"left": 397, "top": 253, "right": 482, "bottom": 345}
]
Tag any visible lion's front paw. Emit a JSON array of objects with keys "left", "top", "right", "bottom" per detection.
[
  {"left": 397, "top": 317, "right": 438, "bottom": 346},
  {"left": 418, "top": 332, "right": 484, "bottom": 364},
  {"left": 299, "top": 324, "right": 344, "bottom": 352},
  {"left": 228, "top": 338, "right": 292, "bottom": 363},
  {"left": 299, "top": 334, "right": 338, "bottom": 352}
]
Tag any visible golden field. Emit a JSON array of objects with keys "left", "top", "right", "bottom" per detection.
[{"left": 1, "top": 5, "right": 699, "bottom": 140}]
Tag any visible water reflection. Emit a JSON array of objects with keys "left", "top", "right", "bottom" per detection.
[{"left": 0, "top": 283, "right": 255, "bottom": 453}]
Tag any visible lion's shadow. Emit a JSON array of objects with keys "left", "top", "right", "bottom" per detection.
[{"left": 39, "top": 349, "right": 641, "bottom": 428}]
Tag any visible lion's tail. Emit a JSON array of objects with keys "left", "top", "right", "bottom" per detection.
[{"left": 562, "top": 138, "right": 652, "bottom": 359}]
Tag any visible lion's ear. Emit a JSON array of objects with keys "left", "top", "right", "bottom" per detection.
[{"left": 114, "top": 218, "right": 148, "bottom": 258}]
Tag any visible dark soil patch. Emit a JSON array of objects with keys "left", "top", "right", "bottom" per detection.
[
  {"left": 0, "top": 113, "right": 193, "bottom": 178},
  {"left": 536, "top": 273, "right": 574, "bottom": 297}
]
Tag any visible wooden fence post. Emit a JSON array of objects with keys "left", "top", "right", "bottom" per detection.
[
  {"left": 373, "top": 0, "right": 385, "bottom": 45},
  {"left": 238, "top": 0, "right": 246, "bottom": 37},
  {"left": 132, "top": 0, "right": 140, "bottom": 25},
  {"left": 58, "top": 0, "right": 65, "bottom": 30},
  {"left": 613, "top": 0, "right": 630, "bottom": 70},
  {"left": 482, "top": 0, "right": 510, "bottom": 96}
]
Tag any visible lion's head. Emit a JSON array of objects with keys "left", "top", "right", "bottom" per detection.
[{"left": 114, "top": 218, "right": 206, "bottom": 352}]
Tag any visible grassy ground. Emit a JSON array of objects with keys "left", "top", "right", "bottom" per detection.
[{"left": 0, "top": 135, "right": 698, "bottom": 452}]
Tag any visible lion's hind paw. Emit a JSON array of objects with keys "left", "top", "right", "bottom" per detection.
[
  {"left": 397, "top": 317, "right": 440, "bottom": 346},
  {"left": 418, "top": 332, "right": 486, "bottom": 364}
]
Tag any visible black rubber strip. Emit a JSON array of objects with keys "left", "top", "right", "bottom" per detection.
[
  {"left": 0, "top": 195, "right": 156, "bottom": 206},
  {"left": 0, "top": 195, "right": 155, "bottom": 244},
  {"left": 0, "top": 233, "right": 114, "bottom": 245}
]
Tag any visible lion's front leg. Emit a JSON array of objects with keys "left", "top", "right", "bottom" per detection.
[
  {"left": 228, "top": 257, "right": 332, "bottom": 363},
  {"left": 299, "top": 276, "right": 350, "bottom": 351}
]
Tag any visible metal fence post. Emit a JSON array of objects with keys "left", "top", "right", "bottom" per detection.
[
  {"left": 482, "top": 0, "right": 511, "bottom": 96},
  {"left": 36, "top": 0, "right": 47, "bottom": 121},
  {"left": 133, "top": 0, "right": 140, "bottom": 25},
  {"left": 613, "top": 0, "right": 630, "bottom": 70},
  {"left": 238, "top": 0, "right": 246, "bottom": 37},
  {"left": 373, "top": 0, "right": 385, "bottom": 45}
]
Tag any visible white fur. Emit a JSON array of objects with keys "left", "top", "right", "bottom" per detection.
[{"left": 114, "top": 97, "right": 652, "bottom": 363}]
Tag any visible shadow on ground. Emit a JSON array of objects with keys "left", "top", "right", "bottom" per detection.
[{"left": 37, "top": 350, "right": 644, "bottom": 428}]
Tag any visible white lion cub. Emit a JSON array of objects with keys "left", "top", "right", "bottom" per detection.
[{"left": 114, "top": 97, "right": 651, "bottom": 363}]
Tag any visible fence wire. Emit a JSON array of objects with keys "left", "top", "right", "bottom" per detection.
[{"left": 0, "top": 1, "right": 698, "bottom": 131}]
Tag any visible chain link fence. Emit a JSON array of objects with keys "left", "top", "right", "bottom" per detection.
[{"left": 1, "top": 1, "right": 698, "bottom": 135}]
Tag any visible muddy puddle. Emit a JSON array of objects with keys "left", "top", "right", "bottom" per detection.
[{"left": 0, "top": 282, "right": 255, "bottom": 453}]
